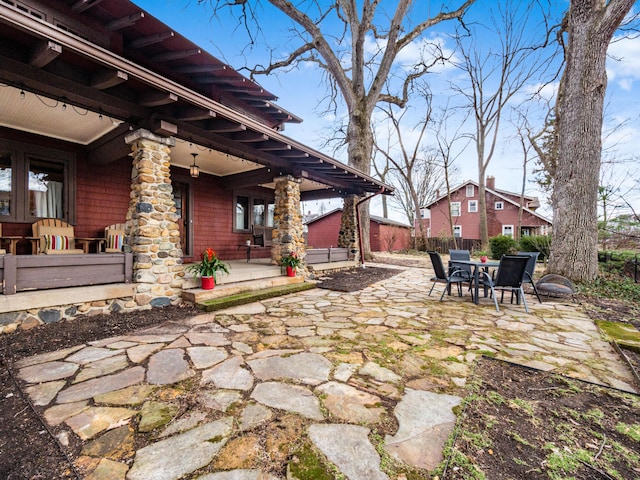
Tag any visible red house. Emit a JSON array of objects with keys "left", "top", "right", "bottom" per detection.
[
  {"left": 0, "top": 0, "right": 393, "bottom": 328},
  {"left": 420, "top": 176, "right": 552, "bottom": 240},
  {"left": 306, "top": 208, "right": 411, "bottom": 252}
]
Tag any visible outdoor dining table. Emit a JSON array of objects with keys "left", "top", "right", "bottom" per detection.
[{"left": 449, "top": 259, "right": 500, "bottom": 305}]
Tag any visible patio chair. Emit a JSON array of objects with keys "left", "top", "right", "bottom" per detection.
[
  {"left": 104, "top": 223, "right": 126, "bottom": 253},
  {"left": 449, "top": 248, "right": 472, "bottom": 275},
  {"left": 428, "top": 251, "right": 472, "bottom": 301},
  {"left": 478, "top": 255, "right": 530, "bottom": 313},
  {"left": 31, "top": 218, "right": 85, "bottom": 254},
  {"left": 517, "top": 251, "right": 542, "bottom": 303}
]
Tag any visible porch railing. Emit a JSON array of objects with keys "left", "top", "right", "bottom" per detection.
[
  {"left": 0, "top": 253, "right": 133, "bottom": 295},
  {"left": 306, "top": 248, "right": 350, "bottom": 265}
]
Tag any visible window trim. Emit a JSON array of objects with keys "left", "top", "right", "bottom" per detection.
[
  {"left": 502, "top": 224, "right": 514, "bottom": 237},
  {"left": 453, "top": 225, "right": 462, "bottom": 238},
  {"left": 0, "top": 138, "right": 76, "bottom": 224},
  {"left": 468, "top": 200, "right": 478, "bottom": 213},
  {"left": 450, "top": 201, "right": 461, "bottom": 217},
  {"left": 466, "top": 184, "right": 475, "bottom": 197},
  {"left": 495, "top": 201, "right": 504, "bottom": 210},
  {"left": 233, "top": 191, "right": 275, "bottom": 233}
]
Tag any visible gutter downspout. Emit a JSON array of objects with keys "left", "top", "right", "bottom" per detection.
[{"left": 355, "top": 188, "right": 386, "bottom": 268}]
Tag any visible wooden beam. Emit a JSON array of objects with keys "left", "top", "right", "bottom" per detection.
[
  {"left": 106, "top": 12, "right": 145, "bottom": 31},
  {"left": 151, "top": 119, "right": 177, "bottom": 137},
  {"left": 139, "top": 90, "right": 178, "bottom": 107},
  {"left": 221, "top": 168, "right": 276, "bottom": 190},
  {"left": 177, "top": 106, "right": 216, "bottom": 121},
  {"left": 206, "top": 119, "right": 246, "bottom": 133},
  {"left": 129, "top": 31, "right": 174, "bottom": 49},
  {"left": 86, "top": 124, "right": 132, "bottom": 165},
  {"left": 151, "top": 49, "right": 201, "bottom": 62},
  {"left": 256, "top": 141, "right": 291, "bottom": 151},
  {"left": 231, "top": 131, "right": 269, "bottom": 142},
  {"left": 72, "top": 0, "right": 106, "bottom": 13},
  {"left": 91, "top": 70, "right": 128, "bottom": 90},
  {"left": 30, "top": 40, "right": 62, "bottom": 68},
  {"left": 175, "top": 65, "right": 227, "bottom": 74}
]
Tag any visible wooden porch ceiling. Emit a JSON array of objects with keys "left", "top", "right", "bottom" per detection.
[{"left": 0, "top": 0, "right": 393, "bottom": 200}]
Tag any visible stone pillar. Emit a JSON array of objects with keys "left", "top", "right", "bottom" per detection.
[
  {"left": 272, "top": 175, "right": 305, "bottom": 265},
  {"left": 124, "top": 129, "right": 184, "bottom": 307},
  {"left": 338, "top": 195, "right": 360, "bottom": 262}
]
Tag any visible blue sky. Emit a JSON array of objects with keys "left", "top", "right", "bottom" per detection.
[{"left": 133, "top": 0, "right": 640, "bottom": 223}]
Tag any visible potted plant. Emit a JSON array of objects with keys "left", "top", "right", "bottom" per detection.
[
  {"left": 186, "top": 248, "right": 230, "bottom": 289},
  {"left": 280, "top": 251, "right": 301, "bottom": 277}
]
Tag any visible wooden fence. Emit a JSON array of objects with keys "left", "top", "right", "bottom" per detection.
[
  {"left": 422, "top": 238, "right": 482, "bottom": 254},
  {"left": 0, "top": 253, "right": 133, "bottom": 295}
]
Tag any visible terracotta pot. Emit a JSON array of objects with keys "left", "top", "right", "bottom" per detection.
[
  {"left": 286, "top": 266, "right": 296, "bottom": 277},
  {"left": 480, "top": 256, "right": 488, "bottom": 263},
  {"left": 201, "top": 276, "right": 215, "bottom": 290}
]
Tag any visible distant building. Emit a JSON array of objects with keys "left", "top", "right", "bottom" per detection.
[
  {"left": 305, "top": 208, "right": 412, "bottom": 252},
  {"left": 419, "top": 176, "right": 552, "bottom": 240}
]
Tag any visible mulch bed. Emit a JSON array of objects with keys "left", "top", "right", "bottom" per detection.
[{"left": 315, "top": 265, "right": 402, "bottom": 291}]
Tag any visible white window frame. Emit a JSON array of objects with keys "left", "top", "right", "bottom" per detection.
[
  {"left": 495, "top": 201, "right": 504, "bottom": 210},
  {"left": 466, "top": 184, "right": 475, "bottom": 197},
  {"left": 468, "top": 200, "right": 478, "bottom": 213},
  {"left": 453, "top": 225, "right": 462, "bottom": 238},
  {"left": 502, "top": 225, "right": 514, "bottom": 237},
  {"left": 451, "top": 202, "right": 461, "bottom": 217}
]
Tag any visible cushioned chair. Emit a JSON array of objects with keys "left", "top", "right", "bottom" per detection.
[
  {"left": 31, "top": 219, "right": 84, "bottom": 254},
  {"left": 478, "top": 255, "right": 530, "bottom": 313},
  {"left": 517, "top": 251, "right": 542, "bottom": 303},
  {"left": 428, "top": 251, "right": 472, "bottom": 301},
  {"left": 104, "top": 223, "right": 126, "bottom": 253}
]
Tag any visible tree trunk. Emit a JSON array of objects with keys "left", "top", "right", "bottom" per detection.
[
  {"left": 549, "top": 0, "right": 634, "bottom": 282},
  {"left": 346, "top": 106, "right": 374, "bottom": 258}
]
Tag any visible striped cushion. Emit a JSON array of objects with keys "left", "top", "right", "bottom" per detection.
[
  {"left": 108, "top": 233, "right": 124, "bottom": 251},
  {"left": 44, "top": 234, "right": 71, "bottom": 250}
]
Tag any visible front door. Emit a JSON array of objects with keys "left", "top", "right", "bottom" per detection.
[{"left": 173, "top": 181, "right": 191, "bottom": 256}]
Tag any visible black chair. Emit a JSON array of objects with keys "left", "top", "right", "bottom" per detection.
[
  {"left": 517, "top": 251, "right": 542, "bottom": 303},
  {"left": 449, "top": 249, "right": 472, "bottom": 278},
  {"left": 428, "top": 251, "right": 471, "bottom": 301},
  {"left": 478, "top": 255, "right": 530, "bottom": 313}
]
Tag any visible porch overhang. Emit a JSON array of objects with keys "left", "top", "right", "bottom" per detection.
[{"left": 0, "top": 0, "right": 393, "bottom": 200}]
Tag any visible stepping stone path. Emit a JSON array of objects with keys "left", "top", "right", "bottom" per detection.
[{"left": 12, "top": 263, "right": 638, "bottom": 479}]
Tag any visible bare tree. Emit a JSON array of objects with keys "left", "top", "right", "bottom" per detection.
[
  {"left": 198, "top": 0, "right": 475, "bottom": 257},
  {"left": 372, "top": 94, "right": 445, "bottom": 248},
  {"left": 451, "top": 0, "right": 556, "bottom": 247},
  {"left": 549, "top": 0, "right": 636, "bottom": 282}
]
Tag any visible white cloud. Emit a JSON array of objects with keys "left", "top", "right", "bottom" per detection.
[{"left": 607, "top": 35, "right": 640, "bottom": 87}]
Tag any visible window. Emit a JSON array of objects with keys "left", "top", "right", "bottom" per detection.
[
  {"left": 234, "top": 193, "right": 275, "bottom": 232},
  {"left": 453, "top": 225, "right": 462, "bottom": 238},
  {"left": 495, "top": 201, "right": 504, "bottom": 210},
  {"left": 502, "top": 225, "right": 514, "bottom": 237},
  {"left": 0, "top": 139, "right": 74, "bottom": 223},
  {"left": 466, "top": 184, "right": 475, "bottom": 197},
  {"left": 451, "top": 202, "right": 461, "bottom": 217},
  {"left": 468, "top": 200, "right": 478, "bottom": 213}
]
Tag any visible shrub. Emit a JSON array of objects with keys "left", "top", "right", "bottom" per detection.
[
  {"left": 518, "top": 235, "right": 551, "bottom": 260},
  {"left": 489, "top": 235, "right": 517, "bottom": 259}
]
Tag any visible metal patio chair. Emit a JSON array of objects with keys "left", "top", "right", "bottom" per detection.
[
  {"left": 428, "top": 251, "right": 472, "bottom": 301},
  {"left": 478, "top": 255, "right": 530, "bottom": 313},
  {"left": 517, "top": 251, "right": 542, "bottom": 303}
]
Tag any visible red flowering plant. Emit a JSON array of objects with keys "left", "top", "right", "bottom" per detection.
[
  {"left": 279, "top": 251, "right": 301, "bottom": 268},
  {"left": 186, "top": 248, "right": 230, "bottom": 278}
]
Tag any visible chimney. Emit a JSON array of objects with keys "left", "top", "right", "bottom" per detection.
[{"left": 486, "top": 175, "right": 495, "bottom": 191}]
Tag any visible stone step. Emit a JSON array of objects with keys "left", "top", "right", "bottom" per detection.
[
  {"left": 182, "top": 275, "right": 307, "bottom": 304},
  {"left": 194, "top": 281, "right": 317, "bottom": 312},
  {"left": 182, "top": 262, "right": 283, "bottom": 289}
]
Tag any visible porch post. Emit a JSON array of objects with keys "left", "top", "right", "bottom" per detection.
[
  {"left": 124, "top": 129, "right": 184, "bottom": 307},
  {"left": 339, "top": 194, "right": 360, "bottom": 263},
  {"left": 272, "top": 175, "right": 305, "bottom": 266}
]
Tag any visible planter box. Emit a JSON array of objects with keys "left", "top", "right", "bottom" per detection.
[{"left": 305, "top": 248, "right": 349, "bottom": 265}]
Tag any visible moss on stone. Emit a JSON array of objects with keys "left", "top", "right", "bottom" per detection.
[
  {"left": 197, "top": 282, "right": 316, "bottom": 312},
  {"left": 595, "top": 320, "right": 640, "bottom": 351}
]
